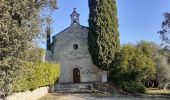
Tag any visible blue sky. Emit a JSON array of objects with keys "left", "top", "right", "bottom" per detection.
[{"left": 44, "top": 0, "right": 170, "bottom": 48}]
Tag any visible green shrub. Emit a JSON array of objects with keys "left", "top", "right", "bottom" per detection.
[
  {"left": 111, "top": 45, "right": 155, "bottom": 82},
  {"left": 110, "top": 45, "right": 155, "bottom": 93},
  {"left": 122, "top": 81, "right": 145, "bottom": 93},
  {"left": 12, "top": 62, "right": 60, "bottom": 92}
]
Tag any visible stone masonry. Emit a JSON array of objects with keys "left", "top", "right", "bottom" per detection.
[{"left": 45, "top": 8, "right": 107, "bottom": 84}]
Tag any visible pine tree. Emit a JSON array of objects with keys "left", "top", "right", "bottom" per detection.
[
  {"left": 158, "top": 12, "right": 170, "bottom": 47},
  {"left": 88, "top": 0, "right": 120, "bottom": 70}
]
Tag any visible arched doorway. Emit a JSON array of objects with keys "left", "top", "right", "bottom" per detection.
[{"left": 73, "top": 68, "right": 80, "bottom": 83}]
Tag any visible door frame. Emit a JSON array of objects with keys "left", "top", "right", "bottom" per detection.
[{"left": 73, "top": 68, "right": 80, "bottom": 83}]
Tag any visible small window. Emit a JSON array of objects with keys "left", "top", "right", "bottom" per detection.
[{"left": 73, "top": 44, "right": 78, "bottom": 50}]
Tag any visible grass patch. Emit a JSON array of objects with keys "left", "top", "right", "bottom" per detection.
[{"left": 146, "top": 88, "right": 170, "bottom": 96}]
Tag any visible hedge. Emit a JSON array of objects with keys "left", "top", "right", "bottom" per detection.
[
  {"left": 122, "top": 81, "right": 146, "bottom": 93},
  {"left": 12, "top": 62, "right": 60, "bottom": 92}
]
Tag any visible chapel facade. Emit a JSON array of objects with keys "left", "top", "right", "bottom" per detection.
[{"left": 45, "top": 8, "right": 107, "bottom": 83}]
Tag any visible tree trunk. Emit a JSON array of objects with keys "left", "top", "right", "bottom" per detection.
[{"left": 163, "top": 82, "right": 170, "bottom": 90}]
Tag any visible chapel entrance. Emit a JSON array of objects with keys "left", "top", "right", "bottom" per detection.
[{"left": 73, "top": 68, "right": 80, "bottom": 83}]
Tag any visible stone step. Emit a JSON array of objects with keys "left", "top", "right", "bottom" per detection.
[
  {"left": 56, "top": 88, "right": 96, "bottom": 93},
  {"left": 55, "top": 83, "right": 92, "bottom": 89},
  {"left": 54, "top": 83, "right": 95, "bottom": 93}
]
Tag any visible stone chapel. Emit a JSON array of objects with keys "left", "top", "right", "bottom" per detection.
[{"left": 45, "top": 8, "right": 107, "bottom": 84}]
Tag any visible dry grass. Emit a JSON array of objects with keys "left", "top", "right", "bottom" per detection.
[{"left": 146, "top": 88, "right": 170, "bottom": 96}]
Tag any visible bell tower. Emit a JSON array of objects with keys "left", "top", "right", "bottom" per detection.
[{"left": 70, "top": 8, "right": 80, "bottom": 25}]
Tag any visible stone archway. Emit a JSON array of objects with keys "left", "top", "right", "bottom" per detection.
[{"left": 73, "top": 68, "right": 80, "bottom": 83}]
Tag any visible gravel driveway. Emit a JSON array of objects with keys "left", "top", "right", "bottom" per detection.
[{"left": 39, "top": 93, "right": 170, "bottom": 100}]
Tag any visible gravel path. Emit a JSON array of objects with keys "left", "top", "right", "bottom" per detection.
[{"left": 39, "top": 93, "right": 170, "bottom": 100}]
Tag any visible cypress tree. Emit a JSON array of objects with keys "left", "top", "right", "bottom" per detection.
[{"left": 88, "top": 0, "right": 120, "bottom": 70}]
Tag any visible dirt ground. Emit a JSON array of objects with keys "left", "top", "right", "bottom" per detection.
[{"left": 39, "top": 93, "right": 170, "bottom": 100}]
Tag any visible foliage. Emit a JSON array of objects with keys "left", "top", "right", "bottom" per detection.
[
  {"left": 136, "top": 41, "right": 170, "bottom": 89},
  {"left": 12, "top": 62, "right": 60, "bottom": 92},
  {"left": 160, "top": 47, "right": 170, "bottom": 63},
  {"left": 0, "top": 0, "right": 57, "bottom": 96},
  {"left": 136, "top": 41, "right": 161, "bottom": 59},
  {"left": 26, "top": 47, "right": 45, "bottom": 63},
  {"left": 122, "top": 81, "right": 145, "bottom": 93},
  {"left": 136, "top": 41, "right": 160, "bottom": 68},
  {"left": 88, "top": 0, "right": 120, "bottom": 70},
  {"left": 110, "top": 45, "right": 155, "bottom": 93},
  {"left": 157, "top": 12, "right": 170, "bottom": 88},
  {"left": 158, "top": 12, "right": 170, "bottom": 47},
  {"left": 136, "top": 41, "right": 160, "bottom": 86},
  {"left": 46, "top": 26, "right": 52, "bottom": 50},
  {"left": 0, "top": 58, "right": 22, "bottom": 96},
  {"left": 155, "top": 55, "right": 170, "bottom": 89},
  {"left": 111, "top": 45, "right": 155, "bottom": 83}
]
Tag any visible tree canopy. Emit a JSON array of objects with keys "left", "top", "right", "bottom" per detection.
[
  {"left": 159, "top": 12, "right": 170, "bottom": 48},
  {"left": 0, "top": 0, "right": 57, "bottom": 97},
  {"left": 136, "top": 41, "right": 170, "bottom": 88},
  {"left": 111, "top": 45, "right": 155, "bottom": 84}
]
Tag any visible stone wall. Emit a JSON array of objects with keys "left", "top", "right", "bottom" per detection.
[
  {"left": 2, "top": 87, "right": 49, "bottom": 100},
  {"left": 49, "top": 24, "right": 104, "bottom": 83}
]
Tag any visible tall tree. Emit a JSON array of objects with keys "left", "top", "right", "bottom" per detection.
[
  {"left": 158, "top": 12, "right": 170, "bottom": 48},
  {"left": 88, "top": 0, "right": 120, "bottom": 70},
  {"left": 0, "top": 0, "right": 57, "bottom": 98},
  {"left": 155, "top": 54, "right": 170, "bottom": 89},
  {"left": 136, "top": 41, "right": 170, "bottom": 89}
]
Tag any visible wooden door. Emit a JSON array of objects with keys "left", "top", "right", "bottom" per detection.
[{"left": 73, "top": 68, "right": 80, "bottom": 83}]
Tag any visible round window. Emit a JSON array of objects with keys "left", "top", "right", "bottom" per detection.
[{"left": 73, "top": 44, "right": 78, "bottom": 50}]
